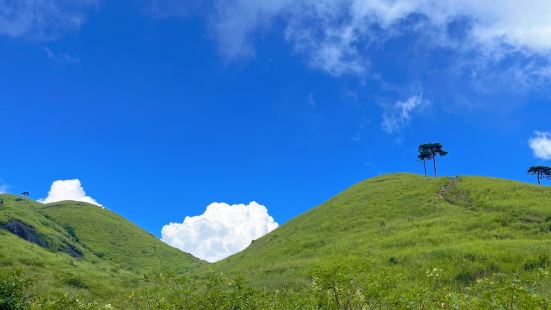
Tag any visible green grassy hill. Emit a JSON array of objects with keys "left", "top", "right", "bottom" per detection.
[
  {"left": 0, "top": 195, "right": 202, "bottom": 300},
  {"left": 40, "top": 201, "right": 200, "bottom": 274},
  {"left": 213, "top": 174, "right": 551, "bottom": 290},
  {"left": 4, "top": 173, "right": 551, "bottom": 307}
]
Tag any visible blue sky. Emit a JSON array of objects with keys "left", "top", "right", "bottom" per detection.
[{"left": 2, "top": 0, "right": 551, "bottom": 260}]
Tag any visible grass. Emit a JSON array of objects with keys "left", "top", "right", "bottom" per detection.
[
  {"left": 0, "top": 194, "right": 203, "bottom": 303},
  {"left": 41, "top": 201, "right": 201, "bottom": 274},
  {"left": 212, "top": 174, "right": 551, "bottom": 291},
  {"left": 3, "top": 173, "right": 551, "bottom": 306}
]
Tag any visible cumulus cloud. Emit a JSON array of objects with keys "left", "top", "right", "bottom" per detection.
[
  {"left": 39, "top": 179, "right": 102, "bottom": 206},
  {"left": 529, "top": 131, "right": 551, "bottom": 160},
  {"left": 382, "top": 94, "right": 424, "bottom": 134},
  {"left": 0, "top": 0, "right": 97, "bottom": 40},
  {"left": 0, "top": 184, "right": 7, "bottom": 194},
  {"left": 161, "top": 201, "right": 278, "bottom": 262}
]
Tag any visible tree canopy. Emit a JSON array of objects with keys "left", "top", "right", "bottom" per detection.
[
  {"left": 528, "top": 166, "right": 551, "bottom": 185},
  {"left": 418, "top": 143, "right": 448, "bottom": 177}
]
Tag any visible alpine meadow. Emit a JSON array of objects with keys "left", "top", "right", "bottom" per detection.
[{"left": 3, "top": 0, "right": 551, "bottom": 309}]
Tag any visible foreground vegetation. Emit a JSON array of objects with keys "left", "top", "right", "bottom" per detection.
[
  {"left": 3, "top": 267, "right": 550, "bottom": 309},
  {"left": 3, "top": 174, "right": 551, "bottom": 308}
]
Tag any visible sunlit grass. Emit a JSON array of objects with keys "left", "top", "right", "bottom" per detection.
[{"left": 213, "top": 174, "right": 551, "bottom": 291}]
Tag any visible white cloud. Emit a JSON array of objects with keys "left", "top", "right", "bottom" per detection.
[
  {"left": 529, "top": 131, "right": 551, "bottom": 160},
  {"left": 161, "top": 201, "right": 278, "bottom": 262},
  {"left": 39, "top": 179, "right": 102, "bottom": 206},
  {"left": 0, "top": 184, "right": 7, "bottom": 194},
  {"left": 196, "top": 0, "right": 551, "bottom": 77},
  {"left": 382, "top": 94, "right": 424, "bottom": 134},
  {"left": 212, "top": 0, "right": 294, "bottom": 60},
  {"left": 0, "top": 0, "right": 97, "bottom": 40}
]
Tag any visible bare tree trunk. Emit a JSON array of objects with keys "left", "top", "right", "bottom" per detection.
[
  {"left": 423, "top": 160, "right": 427, "bottom": 177},
  {"left": 433, "top": 156, "right": 437, "bottom": 177},
  {"left": 538, "top": 173, "right": 542, "bottom": 185}
]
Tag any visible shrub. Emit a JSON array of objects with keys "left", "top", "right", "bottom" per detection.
[
  {"left": 0, "top": 270, "right": 31, "bottom": 310},
  {"left": 64, "top": 277, "right": 89, "bottom": 289},
  {"left": 64, "top": 226, "right": 79, "bottom": 242},
  {"left": 454, "top": 271, "right": 476, "bottom": 284},
  {"left": 31, "top": 292, "right": 108, "bottom": 310},
  {"left": 3, "top": 267, "right": 551, "bottom": 309},
  {"left": 524, "top": 254, "right": 549, "bottom": 271}
]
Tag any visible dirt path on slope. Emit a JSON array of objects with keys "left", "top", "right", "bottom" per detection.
[{"left": 438, "top": 177, "right": 473, "bottom": 208}]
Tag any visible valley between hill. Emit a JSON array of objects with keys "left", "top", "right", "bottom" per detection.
[{"left": 2, "top": 174, "right": 551, "bottom": 308}]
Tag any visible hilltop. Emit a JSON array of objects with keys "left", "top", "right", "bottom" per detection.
[
  {"left": 213, "top": 174, "right": 551, "bottom": 289},
  {"left": 3, "top": 173, "right": 551, "bottom": 307},
  {"left": 0, "top": 195, "right": 202, "bottom": 300}
]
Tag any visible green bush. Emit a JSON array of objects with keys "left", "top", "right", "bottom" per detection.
[
  {"left": 63, "top": 226, "right": 79, "bottom": 242},
  {"left": 29, "top": 292, "right": 108, "bottom": 310},
  {"left": 63, "top": 277, "right": 89, "bottom": 289},
  {"left": 0, "top": 270, "right": 31, "bottom": 310},
  {"left": 2, "top": 268, "right": 551, "bottom": 309},
  {"left": 124, "top": 267, "right": 551, "bottom": 309},
  {"left": 524, "top": 254, "right": 549, "bottom": 271}
]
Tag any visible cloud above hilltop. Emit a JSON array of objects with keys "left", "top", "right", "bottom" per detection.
[
  {"left": 161, "top": 201, "right": 279, "bottom": 262},
  {"left": 39, "top": 179, "right": 102, "bottom": 206},
  {"left": 529, "top": 131, "right": 551, "bottom": 160}
]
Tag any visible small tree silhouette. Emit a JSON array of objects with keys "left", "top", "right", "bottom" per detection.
[
  {"left": 417, "top": 148, "right": 432, "bottom": 177},
  {"left": 418, "top": 143, "right": 448, "bottom": 177},
  {"left": 528, "top": 166, "right": 551, "bottom": 185}
]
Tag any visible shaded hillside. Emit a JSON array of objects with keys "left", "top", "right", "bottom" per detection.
[
  {"left": 3, "top": 174, "right": 551, "bottom": 308},
  {"left": 213, "top": 174, "right": 551, "bottom": 289},
  {"left": 41, "top": 201, "right": 200, "bottom": 274},
  {"left": 0, "top": 194, "right": 202, "bottom": 299}
]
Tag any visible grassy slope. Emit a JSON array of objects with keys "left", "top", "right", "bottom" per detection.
[
  {"left": 41, "top": 201, "right": 201, "bottom": 274},
  {"left": 0, "top": 195, "right": 202, "bottom": 300},
  {"left": 3, "top": 173, "right": 551, "bottom": 300},
  {"left": 213, "top": 174, "right": 551, "bottom": 289}
]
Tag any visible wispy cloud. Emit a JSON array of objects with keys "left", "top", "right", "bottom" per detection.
[
  {"left": 382, "top": 94, "right": 425, "bottom": 134},
  {"left": 145, "top": 0, "right": 205, "bottom": 18},
  {"left": 185, "top": 1, "right": 549, "bottom": 71},
  {"left": 44, "top": 47, "right": 81, "bottom": 65},
  {"left": 0, "top": 184, "right": 8, "bottom": 194},
  {"left": 0, "top": 0, "right": 97, "bottom": 41},
  {"left": 307, "top": 92, "right": 316, "bottom": 108},
  {"left": 146, "top": 0, "right": 551, "bottom": 134},
  {"left": 529, "top": 131, "right": 551, "bottom": 160}
]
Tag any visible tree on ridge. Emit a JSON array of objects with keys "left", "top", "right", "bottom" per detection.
[
  {"left": 417, "top": 148, "right": 432, "bottom": 177},
  {"left": 528, "top": 166, "right": 551, "bottom": 185},
  {"left": 418, "top": 143, "right": 448, "bottom": 177}
]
